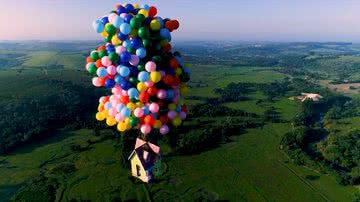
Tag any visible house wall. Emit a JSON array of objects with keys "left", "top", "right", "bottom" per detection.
[{"left": 130, "top": 154, "right": 149, "bottom": 183}]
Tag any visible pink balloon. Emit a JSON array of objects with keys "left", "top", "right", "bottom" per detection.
[
  {"left": 115, "top": 113, "right": 125, "bottom": 122},
  {"left": 145, "top": 61, "right": 156, "bottom": 72},
  {"left": 145, "top": 81, "right": 154, "bottom": 87},
  {"left": 109, "top": 108, "right": 117, "bottom": 117},
  {"left": 141, "top": 124, "right": 151, "bottom": 134},
  {"left": 92, "top": 77, "right": 102, "bottom": 87},
  {"left": 108, "top": 13, "right": 118, "bottom": 24},
  {"left": 121, "top": 90, "right": 128, "bottom": 96},
  {"left": 120, "top": 13, "right": 127, "bottom": 19},
  {"left": 134, "top": 108, "right": 144, "bottom": 117},
  {"left": 107, "top": 65, "right": 117, "bottom": 75},
  {"left": 168, "top": 111, "right": 177, "bottom": 119},
  {"left": 112, "top": 85, "right": 122, "bottom": 95},
  {"left": 101, "top": 56, "right": 112, "bottom": 66},
  {"left": 157, "top": 89, "right": 167, "bottom": 99},
  {"left": 129, "top": 55, "right": 140, "bottom": 66},
  {"left": 160, "top": 125, "right": 169, "bottom": 135},
  {"left": 179, "top": 112, "right": 187, "bottom": 120},
  {"left": 149, "top": 103, "right": 159, "bottom": 113},
  {"left": 116, "top": 46, "right": 127, "bottom": 54}
]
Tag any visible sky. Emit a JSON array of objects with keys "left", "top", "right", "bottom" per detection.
[{"left": 1, "top": 0, "right": 360, "bottom": 42}]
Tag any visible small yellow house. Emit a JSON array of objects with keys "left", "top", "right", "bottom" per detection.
[{"left": 128, "top": 138, "right": 160, "bottom": 183}]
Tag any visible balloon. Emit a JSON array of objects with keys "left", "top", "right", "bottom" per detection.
[
  {"left": 136, "top": 48, "right": 146, "bottom": 58},
  {"left": 93, "top": 20, "right": 105, "bottom": 33},
  {"left": 138, "top": 71, "right": 149, "bottom": 82},
  {"left": 120, "top": 23, "right": 131, "bottom": 35},
  {"left": 101, "top": 56, "right": 112, "bottom": 66},
  {"left": 145, "top": 61, "right": 156, "bottom": 72},
  {"left": 150, "top": 20, "right": 161, "bottom": 31},
  {"left": 128, "top": 88, "right": 139, "bottom": 99},
  {"left": 129, "top": 55, "right": 140, "bottom": 66},
  {"left": 107, "top": 65, "right": 117, "bottom": 75},
  {"left": 140, "top": 124, "right": 151, "bottom": 134},
  {"left": 113, "top": 16, "right": 124, "bottom": 28},
  {"left": 157, "top": 89, "right": 167, "bottom": 99},
  {"left": 150, "top": 71, "right": 161, "bottom": 83},
  {"left": 97, "top": 67, "right": 108, "bottom": 77},
  {"left": 167, "top": 111, "right": 177, "bottom": 119},
  {"left": 149, "top": 6, "right": 157, "bottom": 18},
  {"left": 160, "top": 125, "right": 169, "bottom": 135},
  {"left": 118, "top": 65, "right": 130, "bottom": 77},
  {"left": 134, "top": 108, "right": 144, "bottom": 117},
  {"left": 138, "top": 27, "right": 150, "bottom": 39},
  {"left": 120, "top": 107, "right": 131, "bottom": 117},
  {"left": 120, "top": 52, "right": 131, "bottom": 63},
  {"left": 149, "top": 103, "right": 159, "bottom": 113}
]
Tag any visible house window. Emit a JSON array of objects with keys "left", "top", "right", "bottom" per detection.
[{"left": 136, "top": 165, "right": 141, "bottom": 177}]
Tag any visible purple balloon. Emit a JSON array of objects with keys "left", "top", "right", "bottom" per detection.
[
  {"left": 167, "top": 111, "right": 177, "bottom": 119},
  {"left": 160, "top": 125, "right": 169, "bottom": 135}
]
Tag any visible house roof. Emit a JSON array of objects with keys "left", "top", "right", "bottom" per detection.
[{"left": 128, "top": 138, "right": 160, "bottom": 170}]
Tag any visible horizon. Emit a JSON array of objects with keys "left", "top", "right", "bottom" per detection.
[{"left": 1, "top": 0, "right": 360, "bottom": 42}]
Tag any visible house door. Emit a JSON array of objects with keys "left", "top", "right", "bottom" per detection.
[{"left": 136, "top": 165, "right": 141, "bottom": 177}]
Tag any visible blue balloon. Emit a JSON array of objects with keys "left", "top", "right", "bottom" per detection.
[
  {"left": 144, "top": 17, "right": 152, "bottom": 25},
  {"left": 131, "top": 38, "right": 142, "bottom": 49},
  {"left": 115, "top": 75, "right": 124, "bottom": 84},
  {"left": 129, "top": 67, "right": 139, "bottom": 77},
  {"left": 117, "top": 6, "right": 127, "bottom": 15},
  {"left": 125, "top": 4, "right": 134, "bottom": 13},
  {"left": 105, "top": 102, "right": 112, "bottom": 110},
  {"left": 143, "top": 4, "right": 150, "bottom": 11},
  {"left": 120, "top": 81, "right": 131, "bottom": 90},
  {"left": 105, "top": 79, "right": 115, "bottom": 89},
  {"left": 116, "top": 104, "right": 125, "bottom": 112},
  {"left": 121, "top": 107, "right": 131, "bottom": 117},
  {"left": 160, "top": 28, "right": 171, "bottom": 39},
  {"left": 113, "top": 16, "right": 124, "bottom": 28},
  {"left": 176, "top": 105, "right": 181, "bottom": 112},
  {"left": 124, "top": 14, "right": 133, "bottom": 23},
  {"left": 136, "top": 48, "right": 147, "bottom": 59},
  {"left": 101, "top": 17, "right": 109, "bottom": 25},
  {"left": 97, "top": 67, "right": 107, "bottom": 77},
  {"left": 93, "top": 20, "right": 104, "bottom": 33},
  {"left": 138, "top": 71, "right": 149, "bottom": 82},
  {"left": 117, "top": 32, "right": 128, "bottom": 41},
  {"left": 122, "top": 40, "right": 131, "bottom": 48},
  {"left": 120, "top": 23, "right": 131, "bottom": 35},
  {"left": 167, "top": 89, "right": 174, "bottom": 99},
  {"left": 128, "top": 88, "right": 139, "bottom": 99},
  {"left": 118, "top": 65, "right": 130, "bottom": 77},
  {"left": 120, "top": 52, "right": 131, "bottom": 63},
  {"left": 142, "top": 106, "right": 150, "bottom": 115}
]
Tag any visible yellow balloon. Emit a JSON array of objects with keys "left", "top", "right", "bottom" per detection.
[
  {"left": 133, "top": 4, "right": 140, "bottom": 9},
  {"left": 150, "top": 20, "right": 161, "bottom": 31},
  {"left": 150, "top": 71, "right": 161, "bottom": 83},
  {"left": 127, "top": 103, "right": 136, "bottom": 111},
  {"left": 172, "top": 117, "right": 182, "bottom": 127},
  {"left": 138, "top": 9, "right": 149, "bottom": 18},
  {"left": 98, "top": 103, "right": 104, "bottom": 111},
  {"left": 125, "top": 117, "right": 130, "bottom": 125},
  {"left": 175, "top": 68, "right": 183, "bottom": 76},
  {"left": 180, "top": 86, "right": 189, "bottom": 95},
  {"left": 111, "top": 35, "right": 122, "bottom": 45},
  {"left": 179, "top": 98, "right": 185, "bottom": 105},
  {"left": 154, "top": 120, "right": 162, "bottom": 129},
  {"left": 103, "top": 110, "right": 109, "bottom": 118},
  {"left": 106, "top": 117, "right": 117, "bottom": 126},
  {"left": 96, "top": 112, "right": 105, "bottom": 121},
  {"left": 136, "top": 102, "right": 144, "bottom": 108},
  {"left": 168, "top": 103, "right": 176, "bottom": 110},
  {"left": 137, "top": 82, "right": 147, "bottom": 92},
  {"left": 117, "top": 122, "right": 127, "bottom": 132}
]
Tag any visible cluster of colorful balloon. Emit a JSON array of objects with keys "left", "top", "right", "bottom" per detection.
[{"left": 85, "top": 3, "right": 190, "bottom": 135}]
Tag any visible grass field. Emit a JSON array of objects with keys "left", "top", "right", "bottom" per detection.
[{"left": 0, "top": 62, "right": 357, "bottom": 201}]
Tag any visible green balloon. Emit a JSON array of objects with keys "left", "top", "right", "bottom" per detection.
[
  {"left": 87, "top": 63, "right": 97, "bottom": 75},
  {"left": 137, "top": 64, "right": 145, "bottom": 71},
  {"left": 130, "top": 18, "right": 142, "bottom": 29},
  {"left": 99, "top": 50, "right": 107, "bottom": 58},
  {"left": 130, "top": 98, "right": 138, "bottom": 103},
  {"left": 135, "top": 14, "right": 146, "bottom": 22},
  {"left": 142, "top": 39, "right": 151, "bottom": 47},
  {"left": 138, "top": 27, "right": 150, "bottom": 39},
  {"left": 105, "top": 35, "right": 112, "bottom": 43},
  {"left": 129, "top": 117, "right": 139, "bottom": 127},
  {"left": 91, "top": 51, "right": 99, "bottom": 61},
  {"left": 108, "top": 52, "right": 118, "bottom": 62},
  {"left": 106, "top": 24, "right": 117, "bottom": 36},
  {"left": 129, "top": 77, "right": 139, "bottom": 85},
  {"left": 127, "top": 47, "right": 135, "bottom": 54},
  {"left": 152, "top": 55, "right": 162, "bottom": 63}
]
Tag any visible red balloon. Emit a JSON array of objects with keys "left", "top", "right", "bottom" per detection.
[
  {"left": 119, "top": 95, "right": 130, "bottom": 104},
  {"left": 169, "top": 59, "right": 179, "bottom": 69},
  {"left": 172, "top": 20, "right": 180, "bottom": 30},
  {"left": 147, "top": 86, "right": 158, "bottom": 96},
  {"left": 86, "top": 56, "right": 93, "bottom": 63},
  {"left": 181, "top": 105, "right": 188, "bottom": 113},
  {"left": 164, "top": 21, "right": 173, "bottom": 31},
  {"left": 164, "top": 44, "right": 172, "bottom": 52},
  {"left": 139, "top": 92, "right": 149, "bottom": 103},
  {"left": 99, "top": 77, "right": 106, "bottom": 86},
  {"left": 163, "top": 75, "right": 173, "bottom": 85},
  {"left": 103, "top": 96, "right": 110, "bottom": 103},
  {"left": 159, "top": 115, "right": 169, "bottom": 124},
  {"left": 95, "top": 59, "right": 103, "bottom": 68},
  {"left": 157, "top": 100, "right": 164, "bottom": 107},
  {"left": 144, "top": 115, "right": 155, "bottom": 125},
  {"left": 172, "top": 76, "right": 180, "bottom": 86},
  {"left": 149, "top": 6, "right": 157, "bottom": 18},
  {"left": 97, "top": 46, "right": 106, "bottom": 51}
]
